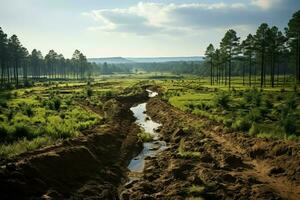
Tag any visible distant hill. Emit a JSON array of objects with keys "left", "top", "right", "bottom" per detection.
[
  {"left": 126, "top": 56, "right": 204, "bottom": 63},
  {"left": 88, "top": 57, "right": 133, "bottom": 64},
  {"left": 88, "top": 56, "right": 204, "bottom": 64}
]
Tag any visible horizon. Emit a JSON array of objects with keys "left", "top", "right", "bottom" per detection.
[{"left": 1, "top": 0, "right": 300, "bottom": 58}]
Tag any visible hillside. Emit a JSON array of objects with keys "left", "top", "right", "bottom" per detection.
[{"left": 88, "top": 56, "right": 204, "bottom": 64}]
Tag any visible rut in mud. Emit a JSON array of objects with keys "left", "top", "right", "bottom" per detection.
[
  {"left": 125, "top": 90, "right": 167, "bottom": 183},
  {"left": 121, "top": 97, "right": 300, "bottom": 200}
]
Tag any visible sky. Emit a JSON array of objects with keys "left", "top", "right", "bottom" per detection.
[{"left": 0, "top": 0, "right": 299, "bottom": 58}]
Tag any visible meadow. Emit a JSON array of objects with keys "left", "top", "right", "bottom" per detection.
[
  {"left": 0, "top": 77, "right": 147, "bottom": 158},
  {"left": 0, "top": 74, "right": 299, "bottom": 157},
  {"left": 156, "top": 76, "right": 300, "bottom": 140}
]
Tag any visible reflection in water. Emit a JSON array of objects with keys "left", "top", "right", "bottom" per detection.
[{"left": 128, "top": 90, "right": 166, "bottom": 173}]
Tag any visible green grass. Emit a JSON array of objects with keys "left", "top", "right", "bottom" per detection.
[
  {"left": 156, "top": 78, "right": 300, "bottom": 140},
  {"left": 187, "top": 185, "right": 206, "bottom": 195},
  {"left": 0, "top": 77, "right": 153, "bottom": 157},
  {"left": 137, "top": 129, "right": 153, "bottom": 142},
  {"left": 0, "top": 137, "right": 54, "bottom": 158}
]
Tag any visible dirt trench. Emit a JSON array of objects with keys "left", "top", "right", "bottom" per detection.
[
  {"left": 120, "top": 97, "right": 300, "bottom": 200},
  {"left": 0, "top": 92, "right": 148, "bottom": 200}
]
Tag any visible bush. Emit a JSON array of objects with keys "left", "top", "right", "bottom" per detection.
[
  {"left": 248, "top": 108, "right": 262, "bottom": 122},
  {"left": 11, "top": 123, "right": 35, "bottom": 140},
  {"left": 53, "top": 98, "right": 61, "bottom": 110},
  {"left": 280, "top": 113, "right": 297, "bottom": 135},
  {"left": 0, "top": 123, "right": 9, "bottom": 142},
  {"left": 232, "top": 117, "right": 251, "bottom": 132},
  {"left": 214, "top": 92, "right": 231, "bottom": 109},
  {"left": 249, "top": 122, "right": 259, "bottom": 136},
  {"left": 45, "top": 97, "right": 61, "bottom": 110},
  {"left": 264, "top": 98, "right": 273, "bottom": 109},
  {"left": 86, "top": 87, "right": 93, "bottom": 97},
  {"left": 224, "top": 118, "right": 233, "bottom": 127},
  {"left": 23, "top": 105, "right": 34, "bottom": 117},
  {"left": 286, "top": 94, "right": 297, "bottom": 110},
  {"left": 65, "top": 97, "right": 73, "bottom": 106},
  {"left": 137, "top": 130, "right": 153, "bottom": 142},
  {"left": 243, "top": 88, "right": 262, "bottom": 107}
]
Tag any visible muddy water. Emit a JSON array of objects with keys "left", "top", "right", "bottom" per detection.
[{"left": 128, "top": 90, "right": 167, "bottom": 173}]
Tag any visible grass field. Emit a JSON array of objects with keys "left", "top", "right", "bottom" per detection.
[
  {"left": 0, "top": 78, "right": 147, "bottom": 158},
  {"left": 155, "top": 77, "right": 300, "bottom": 140},
  {"left": 0, "top": 74, "right": 299, "bottom": 157}
]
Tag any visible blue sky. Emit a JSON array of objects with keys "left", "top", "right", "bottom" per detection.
[{"left": 0, "top": 0, "right": 299, "bottom": 58}]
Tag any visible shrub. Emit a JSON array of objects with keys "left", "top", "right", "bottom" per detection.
[
  {"left": 232, "top": 117, "right": 251, "bottom": 132},
  {"left": 11, "top": 123, "right": 35, "bottom": 140},
  {"left": 248, "top": 108, "right": 262, "bottom": 122},
  {"left": 264, "top": 98, "right": 273, "bottom": 109},
  {"left": 0, "top": 123, "right": 9, "bottom": 142},
  {"left": 280, "top": 113, "right": 297, "bottom": 135},
  {"left": 45, "top": 116, "right": 77, "bottom": 139},
  {"left": 86, "top": 87, "right": 93, "bottom": 97},
  {"left": 65, "top": 97, "right": 73, "bottom": 106},
  {"left": 53, "top": 98, "right": 61, "bottom": 110},
  {"left": 104, "top": 91, "right": 113, "bottom": 98},
  {"left": 186, "top": 103, "right": 195, "bottom": 111},
  {"left": 137, "top": 130, "right": 153, "bottom": 142},
  {"left": 196, "top": 102, "right": 211, "bottom": 110},
  {"left": 224, "top": 118, "right": 233, "bottom": 127},
  {"left": 23, "top": 105, "right": 34, "bottom": 117},
  {"left": 243, "top": 88, "right": 262, "bottom": 107},
  {"left": 214, "top": 92, "right": 231, "bottom": 109},
  {"left": 46, "top": 97, "right": 61, "bottom": 110},
  {"left": 286, "top": 94, "right": 297, "bottom": 110},
  {"left": 249, "top": 122, "right": 259, "bottom": 136}
]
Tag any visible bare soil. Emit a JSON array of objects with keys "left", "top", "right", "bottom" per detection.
[{"left": 120, "top": 98, "right": 300, "bottom": 200}]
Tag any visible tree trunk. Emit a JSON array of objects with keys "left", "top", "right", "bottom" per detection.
[
  {"left": 297, "top": 32, "right": 300, "bottom": 83},
  {"left": 276, "top": 61, "right": 280, "bottom": 86},
  {"left": 271, "top": 53, "right": 275, "bottom": 87},
  {"left": 229, "top": 58, "right": 231, "bottom": 90},
  {"left": 210, "top": 58, "right": 213, "bottom": 86},
  {"left": 260, "top": 49, "right": 265, "bottom": 88},
  {"left": 0, "top": 59, "right": 4, "bottom": 88},
  {"left": 242, "top": 61, "right": 245, "bottom": 86},
  {"left": 225, "top": 62, "right": 227, "bottom": 86},
  {"left": 249, "top": 55, "right": 252, "bottom": 87},
  {"left": 16, "top": 60, "right": 19, "bottom": 87}
]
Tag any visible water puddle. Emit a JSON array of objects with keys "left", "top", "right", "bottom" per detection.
[{"left": 128, "top": 90, "right": 167, "bottom": 174}]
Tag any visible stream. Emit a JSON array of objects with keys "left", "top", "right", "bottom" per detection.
[{"left": 128, "top": 89, "right": 167, "bottom": 174}]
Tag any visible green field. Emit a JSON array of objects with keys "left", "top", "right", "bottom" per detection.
[
  {"left": 0, "top": 75, "right": 299, "bottom": 158},
  {"left": 155, "top": 77, "right": 300, "bottom": 140},
  {"left": 0, "top": 78, "right": 146, "bottom": 157}
]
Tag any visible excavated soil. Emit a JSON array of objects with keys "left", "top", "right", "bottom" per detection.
[
  {"left": 120, "top": 97, "right": 300, "bottom": 200},
  {"left": 0, "top": 92, "right": 148, "bottom": 200}
]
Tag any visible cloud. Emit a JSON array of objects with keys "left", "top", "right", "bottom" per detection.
[
  {"left": 251, "top": 0, "right": 281, "bottom": 10},
  {"left": 83, "top": 1, "right": 300, "bottom": 36}
]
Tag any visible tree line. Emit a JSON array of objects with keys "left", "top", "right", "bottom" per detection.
[
  {"left": 0, "top": 27, "right": 91, "bottom": 88},
  {"left": 205, "top": 10, "right": 300, "bottom": 88}
]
